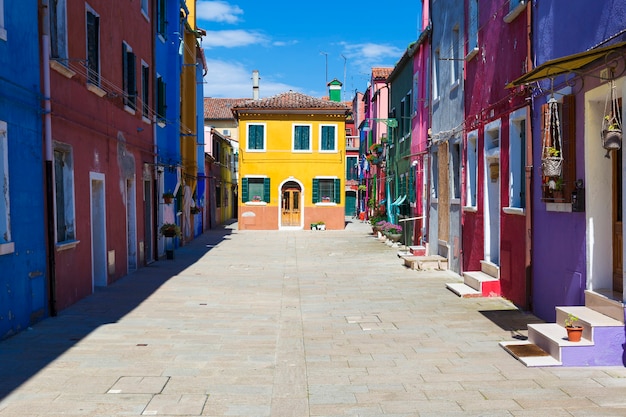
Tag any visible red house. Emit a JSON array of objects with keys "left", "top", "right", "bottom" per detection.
[{"left": 45, "top": 0, "right": 156, "bottom": 310}]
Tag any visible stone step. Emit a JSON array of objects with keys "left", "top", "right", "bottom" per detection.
[
  {"left": 462, "top": 270, "right": 501, "bottom": 296},
  {"left": 445, "top": 282, "right": 481, "bottom": 298},
  {"left": 409, "top": 245, "right": 426, "bottom": 256},
  {"left": 555, "top": 305, "right": 623, "bottom": 341},
  {"left": 499, "top": 341, "right": 562, "bottom": 367},
  {"left": 528, "top": 323, "right": 594, "bottom": 363},
  {"left": 584, "top": 290, "right": 625, "bottom": 324},
  {"left": 401, "top": 255, "right": 447, "bottom": 271},
  {"left": 480, "top": 260, "right": 500, "bottom": 279}
]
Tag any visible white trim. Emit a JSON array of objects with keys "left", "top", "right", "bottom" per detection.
[
  {"left": 246, "top": 122, "right": 266, "bottom": 152},
  {"left": 319, "top": 123, "right": 338, "bottom": 152},
  {"left": 292, "top": 123, "right": 312, "bottom": 152}
]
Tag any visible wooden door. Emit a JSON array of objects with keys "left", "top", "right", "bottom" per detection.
[
  {"left": 613, "top": 147, "right": 623, "bottom": 293},
  {"left": 281, "top": 188, "right": 301, "bottom": 227}
]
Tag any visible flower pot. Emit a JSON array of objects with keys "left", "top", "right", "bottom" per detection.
[
  {"left": 317, "top": 224, "right": 326, "bottom": 230},
  {"left": 602, "top": 129, "right": 622, "bottom": 151},
  {"left": 163, "top": 196, "right": 173, "bottom": 204},
  {"left": 566, "top": 326, "right": 583, "bottom": 342},
  {"left": 386, "top": 232, "right": 402, "bottom": 243}
]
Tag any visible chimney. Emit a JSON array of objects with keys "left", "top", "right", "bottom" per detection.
[
  {"left": 252, "top": 70, "right": 260, "bottom": 100},
  {"left": 327, "top": 78, "right": 342, "bottom": 102}
]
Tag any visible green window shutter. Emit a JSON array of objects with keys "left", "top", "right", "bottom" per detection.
[
  {"left": 241, "top": 177, "right": 249, "bottom": 202},
  {"left": 312, "top": 178, "right": 319, "bottom": 203},
  {"left": 409, "top": 166, "right": 416, "bottom": 203},
  {"left": 334, "top": 179, "right": 341, "bottom": 203},
  {"left": 263, "top": 177, "right": 270, "bottom": 202}
]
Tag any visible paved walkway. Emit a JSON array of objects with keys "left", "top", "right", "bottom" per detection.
[{"left": 1, "top": 218, "right": 626, "bottom": 417}]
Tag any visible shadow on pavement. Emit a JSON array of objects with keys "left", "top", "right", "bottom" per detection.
[{"left": 0, "top": 224, "right": 234, "bottom": 400}]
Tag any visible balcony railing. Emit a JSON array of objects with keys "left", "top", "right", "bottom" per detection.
[{"left": 346, "top": 136, "right": 359, "bottom": 151}]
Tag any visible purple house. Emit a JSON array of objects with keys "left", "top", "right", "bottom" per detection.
[{"left": 503, "top": 0, "right": 626, "bottom": 367}]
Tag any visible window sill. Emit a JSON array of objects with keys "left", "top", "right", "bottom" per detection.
[
  {"left": 157, "top": 121, "right": 166, "bottom": 128},
  {"left": 246, "top": 149, "right": 266, "bottom": 153},
  {"left": 463, "top": 206, "right": 477, "bottom": 213},
  {"left": 56, "top": 240, "right": 80, "bottom": 252},
  {"left": 546, "top": 202, "right": 572, "bottom": 213},
  {"left": 142, "top": 116, "right": 152, "bottom": 125},
  {"left": 465, "top": 48, "right": 479, "bottom": 61},
  {"left": 319, "top": 149, "right": 338, "bottom": 153},
  {"left": 450, "top": 198, "right": 461, "bottom": 205},
  {"left": 50, "top": 60, "right": 76, "bottom": 79},
  {"left": 316, "top": 202, "right": 336, "bottom": 206},
  {"left": 504, "top": 1, "right": 527, "bottom": 23},
  {"left": 87, "top": 83, "right": 107, "bottom": 97},
  {"left": 450, "top": 80, "right": 460, "bottom": 92},
  {"left": 124, "top": 105, "right": 136, "bottom": 115},
  {"left": 245, "top": 201, "right": 266, "bottom": 206},
  {"left": 503, "top": 207, "right": 525, "bottom": 216},
  {"left": 0, "top": 242, "right": 15, "bottom": 256}
]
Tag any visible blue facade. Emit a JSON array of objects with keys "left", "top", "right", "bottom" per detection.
[
  {"left": 0, "top": 1, "right": 48, "bottom": 338},
  {"left": 155, "top": 0, "right": 184, "bottom": 252}
]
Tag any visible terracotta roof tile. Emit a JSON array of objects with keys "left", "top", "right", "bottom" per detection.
[
  {"left": 232, "top": 91, "right": 349, "bottom": 111},
  {"left": 204, "top": 98, "right": 250, "bottom": 120},
  {"left": 372, "top": 67, "right": 393, "bottom": 80}
]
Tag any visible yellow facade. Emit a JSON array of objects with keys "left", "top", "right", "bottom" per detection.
[{"left": 235, "top": 96, "right": 348, "bottom": 230}]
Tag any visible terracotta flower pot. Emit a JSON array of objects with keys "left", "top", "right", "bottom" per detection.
[{"left": 566, "top": 326, "right": 583, "bottom": 342}]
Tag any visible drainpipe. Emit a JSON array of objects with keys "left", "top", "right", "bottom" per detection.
[{"left": 41, "top": 0, "right": 57, "bottom": 316}]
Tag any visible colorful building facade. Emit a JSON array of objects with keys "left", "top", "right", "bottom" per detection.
[{"left": 234, "top": 91, "right": 349, "bottom": 230}]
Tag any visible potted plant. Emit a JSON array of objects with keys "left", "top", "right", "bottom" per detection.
[
  {"left": 160, "top": 223, "right": 181, "bottom": 238},
  {"left": 564, "top": 313, "right": 583, "bottom": 342},
  {"left": 163, "top": 191, "right": 175, "bottom": 204},
  {"left": 252, "top": 195, "right": 262, "bottom": 202},
  {"left": 384, "top": 223, "right": 403, "bottom": 242},
  {"left": 602, "top": 114, "right": 622, "bottom": 151},
  {"left": 316, "top": 221, "right": 326, "bottom": 230},
  {"left": 321, "top": 196, "right": 331, "bottom": 203},
  {"left": 548, "top": 176, "right": 565, "bottom": 202}
]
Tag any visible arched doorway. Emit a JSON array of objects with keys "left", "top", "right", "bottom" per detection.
[{"left": 281, "top": 181, "right": 302, "bottom": 227}]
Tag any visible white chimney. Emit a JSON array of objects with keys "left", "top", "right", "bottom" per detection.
[{"left": 252, "top": 70, "right": 260, "bottom": 100}]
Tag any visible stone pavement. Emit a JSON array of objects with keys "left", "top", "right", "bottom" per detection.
[{"left": 1, "top": 217, "right": 626, "bottom": 417}]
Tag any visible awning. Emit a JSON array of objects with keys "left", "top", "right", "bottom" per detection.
[
  {"left": 391, "top": 195, "right": 407, "bottom": 206},
  {"left": 507, "top": 41, "right": 626, "bottom": 88}
]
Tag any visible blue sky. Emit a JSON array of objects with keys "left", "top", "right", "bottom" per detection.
[{"left": 197, "top": 1, "right": 423, "bottom": 101}]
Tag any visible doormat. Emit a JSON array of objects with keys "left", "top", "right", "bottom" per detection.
[{"left": 504, "top": 343, "right": 549, "bottom": 357}]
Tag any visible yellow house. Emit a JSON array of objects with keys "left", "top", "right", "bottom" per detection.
[{"left": 232, "top": 91, "right": 349, "bottom": 230}]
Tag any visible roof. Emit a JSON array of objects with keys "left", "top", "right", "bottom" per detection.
[
  {"left": 231, "top": 91, "right": 350, "bottom": 113},
  {"left": 372, "top": 67, "right": 393, "bottom": 81},
  {"left": 508, "top": 41, "right": 626, "bottom": 88},
  {"left": 204, "top": 98, "right": 250, "bottom": 120}
]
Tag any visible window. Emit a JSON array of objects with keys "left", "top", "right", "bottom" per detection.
[
  {"left": 320, "top": 124, "right": 337, "bottom": 151},
  {"left": 346, "top": 156, "right": 358, "bottom": 181},
  {"left": 451, "top": 139, "right": 461, "bottom": 200},
  {"left": 293, "top": 124, "right": 311, "bottom": 151},
  {"left": 141, "top": 0, "right": 148, "bottom": 18},
  {"left": 215, "top": 185, "right": 221, "bottom": 208},
  {"left": 86, "top": 6, "right": 100, "bottom": 85},
  {"left": 0, "top": 0, "right": 6, "bottom": 41},
  {"left": 313, "top": 178, "right": 340, "bottom": 204},
  {"left": 466, "top": 130, "right": 478, "bottom": 208},
  {"left": 452, "top": 25, "right": 460, "bottom": 85},
  {"left": 50, "top": 0, "right": 68, "bottom": 61},
  {"left": 505, "top": 0, "right": 527, "bottom": 22},
  {"left": 0, "top": 121, "right": 12, "bottom": 254},
  {"left": 122, "top": 42, "right": 136, "bottom": 110},
  {"left": 156, "top": 0, "right": 166, "bottom": 38},
  {"left": 141, "top": 62, "right": 150, "bottom": 119},
  {"left": 242, "top": 177, "right": 270, "bottom": 203},
  {"left": 53, "top": 143, "right": 76, "bottom": 243},
  {"left": 246, "top": 123, "right": 265, "bottom": 151},
  {"left": 433, "top": 49, "right": 440, "bottom": 100},
  {"left": 431, "top": 150, "right": 439, "bottom": 199},
  {"left": 509, "top": 109, "right": 526, "bottom": 209},
  {"left": 156, "top": 75, "right": 166, "bottom": 124},
  {"left": 467, "top": 0, "right": 478, "bottom": 56}
]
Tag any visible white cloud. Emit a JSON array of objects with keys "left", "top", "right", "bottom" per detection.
[
  {"left": 196, "top": 1, "right": 243, "bottom": 24},
  {"left": 203, "top": 60, "right": 300, "bottom": 98},
  {"left": 202, "top": 30, "right": 269, "bottom": 48},
  {"left": 340, "top": 42, "right": 403, "bottom": 74}
]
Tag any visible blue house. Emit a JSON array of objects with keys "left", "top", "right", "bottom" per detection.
[
  {"left": 155, "top": 0, "right": 185, "bottom": 256},
  {"left": 0, "top": 2, "right": 48, "bottom": 338}
]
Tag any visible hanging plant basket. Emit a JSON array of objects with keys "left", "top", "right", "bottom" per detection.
[
  {"left": 541, "top": 98, "right": 564, "bottom": 177},
  {"left": 602, "top": 77, "right": 622, "bottom": 152}
]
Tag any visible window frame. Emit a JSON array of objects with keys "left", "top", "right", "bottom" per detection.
[
  {"left": 0, "top": 0, "right": 6, "bottom": 41},
  {"left": 49, "top": 0, "right": 68, "bottom": 62},
  {"left": 246, "top": 123, "right": 266, "bottom": 152},
  {"left": 466, "top": 0, "right": 479, "bottom": 59},
  {"left": 292, "top": 123, "right": 312, "bottom": 152},
  {"left": 319, "top": 124, "right": 337, "bottom": 152},
  {"left": 242, "top": 176, "right": 270, "bottom": 204},
  {"left": 0, "top": 120, "right": 13, "bottom": 255},
  {"left": 156, "top": 74, "right": 166, "bottom": 125},
  {"left": 156, "top": 0, "right": 166, "bottom": 39},
  {"left": 141, "top": 0, "right": 149, "bottom": 19},
  {"left": 141, "top": 60, "right": 150, "bottom": 121},
  {"left": 507, "top": 109, "right": 526, "bottom": 211},
  {"left": 313, "top": 177, "right": 341, "bottom": 205},
  {"left": 122, "top": 42, "right": 136, "bottom": 112},
  {"left": 85, "top": 5, "right": 100, "bottom": 86},
  {"left": 53, "top": 142, "right": 77, "bottom": 246},
  {"left": 465, "top": 130, "right": 478, "bottom": 209}
]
